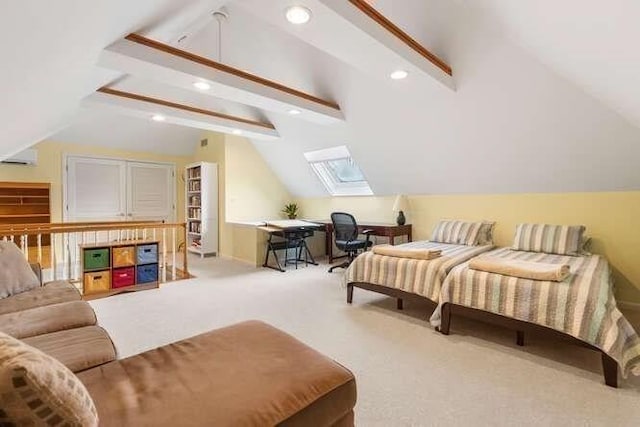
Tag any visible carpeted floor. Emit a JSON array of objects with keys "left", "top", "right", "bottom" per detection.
[{"left": 89, "top": 255, "right": 640, "bottom": 426}]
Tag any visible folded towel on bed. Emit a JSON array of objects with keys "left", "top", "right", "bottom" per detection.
[
  {"left": 372, "top": 245, "right": 442, "bottom": 260},
  {"left": 469, "top": 257, "right": 570, "bottom": 282}
]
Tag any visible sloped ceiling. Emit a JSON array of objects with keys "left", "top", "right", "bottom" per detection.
[
  {"left": 2, "top": 0, "right": 640, "bottom": 197},
  {"left": 467, "top": 0, "right": 640, "bottom": 129},
  {"left": 0, "top": 0, "right": 227, "bottom": 158}
]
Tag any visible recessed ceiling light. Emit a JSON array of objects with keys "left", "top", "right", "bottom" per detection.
[
  {"left": 285, "top": 6, "right": 312, "bottom": 24},
  {"left": 232, "top": 129, "right": 242, "bottom": 135},
  {"left": 193, "top": 81, "right": 211, "bottom": 90},
  {"left": 390, "top": 70, "right": 409, "bottom": 80},
  {"left": 288, "top": 109, "right": 302, "bottom": 115},
  {"left": 151, "top": 114, "right": 166, "bottom": 122}
]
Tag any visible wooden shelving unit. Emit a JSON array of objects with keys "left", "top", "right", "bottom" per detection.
[
  {"left": 185, "top": 162, "right": 218, "bottom": 257},
  {"left": 0, "top": 182, "right": 51, "bottom": 245}
]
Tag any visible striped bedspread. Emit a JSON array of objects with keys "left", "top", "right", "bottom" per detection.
[
  {"left": 345, "top": 241, "right": 494, "bottom": 302},
  {"left": 431, "top": 248, "right": 640, "bottom": 377}
]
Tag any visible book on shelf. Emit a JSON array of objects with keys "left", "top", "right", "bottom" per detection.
[{"left": 188, "top": 167, "right": 201, "bottom": 179}]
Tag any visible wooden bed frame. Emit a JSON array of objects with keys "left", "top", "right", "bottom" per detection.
[
  {"left": 439, "top": 303, "right": 618, "bottom": 388},
  {"left": 346, "top": 282, "right": 619, "bottom": 388},
  {"left": 347, "top": 282, "right": 437, "bottom": 312}
]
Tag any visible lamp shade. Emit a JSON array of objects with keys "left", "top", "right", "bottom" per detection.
[{"left": 392, "top": 195, "right": 409, "bottom": 212}]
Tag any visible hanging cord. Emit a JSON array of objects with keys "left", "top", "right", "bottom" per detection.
[
  {"left": 213, "top": 11, "right": 227, "bottom": 62},
  {"left": 217, "top": 14, "right": 222, "bottom": 62}
]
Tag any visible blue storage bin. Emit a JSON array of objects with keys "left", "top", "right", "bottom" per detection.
[
  {"left": 137, "top": 263, "right": 158, "bottom": 284},
  {"left": 137, "top": 244, "right": 158, "bottom": 265}
]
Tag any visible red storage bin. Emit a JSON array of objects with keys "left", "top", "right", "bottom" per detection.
[{"left": 112, "top": 267, "right": 135, "bottom": 288}]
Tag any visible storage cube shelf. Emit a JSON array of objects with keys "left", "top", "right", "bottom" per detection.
[{"left": 81, "top": 240, "right": 159, "bottom": 298}]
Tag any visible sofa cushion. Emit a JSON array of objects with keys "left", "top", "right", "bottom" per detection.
[
  {"left": 77, "top": 320, "right": 356, "bottom": 427},
  {"left": 0, "top": 332, "right": 99, "bottom": 427},
  {"left": 0, "top": 280, "right": 81, "bottom": 316},
  {"left": 0, "top": 241, "right": 40, "bottom": 299},
  {"left": 0, "top": 300, "right": 97, "bottom": 339},
  {"left": 24, "top": 326, "right": 116, "bottom": 373}
]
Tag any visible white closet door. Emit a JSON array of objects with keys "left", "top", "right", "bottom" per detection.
[
  {"left": 127, "top": 162, "right": 175, "bottom": 222},
  {"left": 67, "top": 157, "right": 126, "bottom": 221}
]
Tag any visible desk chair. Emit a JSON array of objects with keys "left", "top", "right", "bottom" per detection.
[{"left": 328, "top": 212, "right": 373, "bottom": 273}]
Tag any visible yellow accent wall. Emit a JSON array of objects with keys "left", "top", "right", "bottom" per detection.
[
  {"left": 0, "top": 136, "right": 289, "bottom": 267},
  {"left": 224, "top": 135, "right": 291, "bottom": 222},
  {"left": 192, "top": 132, "right": 291, "bottom": 265},
  {"left": 297, "top": 192, "right": 640, "bottom": 304},
  {"left": 0, "top": 140, "right": 192, "bottom": 223}
]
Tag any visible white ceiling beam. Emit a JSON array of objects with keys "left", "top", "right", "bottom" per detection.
[
  {"left": 98, "top": 34, "right": 344, "bottom": 125},
  {"left": 320, "top": 0, "right": 453, "bottom": 89},
  {"left": 235, "top": 0, "right": 454, "bottom": 90},
  {"left": 85, "top": 88, "right": 279, "bottom": 140}
]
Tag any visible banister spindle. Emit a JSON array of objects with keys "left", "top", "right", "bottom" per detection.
[
  {"left": 51, "top": 234, "right": 57, "bottom": 281},
  {"left": 20, "top": 235, "right": 26, "bottom": 259},
  {"left": 162, "top": 228, "right": 167, "bottom": 283},
  {"left": 37, "top": 234, "right": 42, "bottom": 265},
  {"left": 172, "top": 227, "right": 177, "bottom": 280}
]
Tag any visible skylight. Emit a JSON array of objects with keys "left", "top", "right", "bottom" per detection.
[{"left": 304, "top": 146, "right": 373, "bottom": 196}]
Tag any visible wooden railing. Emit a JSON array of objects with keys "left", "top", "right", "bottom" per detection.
[{"left": 0, "top": 221, "right": 189, "bottom": 284}]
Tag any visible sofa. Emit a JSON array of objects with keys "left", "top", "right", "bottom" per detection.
[
  {"left": 0, "top": 242, "right": 357, "bottom": 426},
  {"left": 0, "top": 262, "right": 118, "bottom": 372}
]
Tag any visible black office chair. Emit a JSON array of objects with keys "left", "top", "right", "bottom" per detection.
[{"left": 328, "top": 212, "right": 373, "bottom": 273}]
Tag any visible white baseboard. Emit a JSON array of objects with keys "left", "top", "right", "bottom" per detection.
[
  {"left": 218, "top": 253, "right": 259, "bottom": 267},
  {"left": 618, "top": 300, "right": 640, "bottom": 311}
]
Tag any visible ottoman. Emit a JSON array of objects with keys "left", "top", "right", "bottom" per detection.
[{"left": 77, "top": 320, "right": 357, "bottom": 426}]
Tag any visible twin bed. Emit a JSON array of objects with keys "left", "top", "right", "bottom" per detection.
[{"left": 345, "top": 221, "right": 640, "bottom": 387}]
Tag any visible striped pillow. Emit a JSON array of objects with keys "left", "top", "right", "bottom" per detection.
[
  {"left": 477, "top": 221, "right": 496, "bottom": 246},
  {"left": 512, "top": 224, "right": 585, "bottom": 256},
  {"left": 430, "top": 220, "right": 483, "bottom": 246}
]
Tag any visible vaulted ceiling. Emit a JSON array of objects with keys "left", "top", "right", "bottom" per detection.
[{"left": 2, "top": 0, "right": 640, "bottom": 196}]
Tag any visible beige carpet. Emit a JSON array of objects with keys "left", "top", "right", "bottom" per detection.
[{"left": 89, "top": 256, "right": 640, "bottom": 426}]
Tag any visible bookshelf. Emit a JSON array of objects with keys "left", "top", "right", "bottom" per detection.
[{"left": 185, "top": 162, "right": 218, "bottom": 257}]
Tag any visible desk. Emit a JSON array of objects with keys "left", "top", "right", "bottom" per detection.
[
  {"left": 312, "top": 221, "right": 413, "bottom": 263},
  {"left": 260, "top": 220, "right": 322, "bottom": 272}
]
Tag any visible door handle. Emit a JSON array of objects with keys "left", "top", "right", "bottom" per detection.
[{"left": 118, "top": 213, "right": 125, "bottom": 217}]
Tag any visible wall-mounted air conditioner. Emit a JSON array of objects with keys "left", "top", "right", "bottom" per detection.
[{"left": 1, "top": 148, "right": 38, "bottom": 166}]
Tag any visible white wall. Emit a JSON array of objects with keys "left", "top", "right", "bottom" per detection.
[{"left": 245, "top": 0, "right": 640, "bottom": 197}]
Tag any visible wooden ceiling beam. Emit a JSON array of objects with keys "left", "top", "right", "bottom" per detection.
[
  {"left": 347, "top": 0, "right": 452, "bottom": 76},
  {"left": 89, "top": 87, "right": 280, "bottom": 140},
  {"left": 99, "top": 34, "right": 344, "bottom": 124}
]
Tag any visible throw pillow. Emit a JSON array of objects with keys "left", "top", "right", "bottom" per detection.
[
  {"left": 512, "top": 223, "right": 585, "bottom": 256},
  {"left": 430, "top": 220, "right": 483, "bottom": 246},
  {"left": 0, "top": 332, "right": 99, "bottom": 427},
  {"left": 0, "top": 241, "right": 40, "bottom": 299},
  {"left": 477, "top": 221, "right": 496, "bottom": 246}
]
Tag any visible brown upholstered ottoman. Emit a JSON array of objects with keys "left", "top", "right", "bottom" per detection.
[{"left": 77, "top": 320, "right": 357, "bottom": 426}]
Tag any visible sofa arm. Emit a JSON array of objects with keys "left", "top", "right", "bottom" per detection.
[{"left": 30, "top": 263, "right": 43, "bottom": 286}]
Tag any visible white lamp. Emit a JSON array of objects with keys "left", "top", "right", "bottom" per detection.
[{"left": 392, "top": 195, "right": 409, "bottom": 225}]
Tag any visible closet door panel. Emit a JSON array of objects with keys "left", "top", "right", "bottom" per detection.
[
  {"left": 67, "top": 157, "right": 126, "bottom": 221},
  {"left": 127, "top": 162, "right": 174, "bottom": 222}
]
